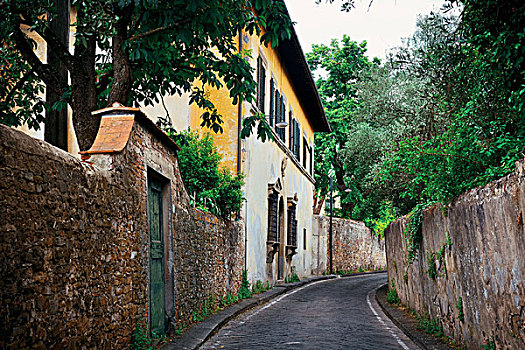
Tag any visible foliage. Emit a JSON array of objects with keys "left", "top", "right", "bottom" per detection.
[
  {"left": 306, "top": 35, "right": 381, "bottom": 219},
  {"left": 131, "top": 322, "right": 153, "bottom": 350},
  {"left": 406, "top": 203, "right": 426, "bottom": 264},
  {"left": 364, "top": 201, "right": 397, "bottom": 238},
  {"left": 427, "top": 253, "right": 437, "bottom": 280},
  {"left": 0, "top": 0, "right": 293, "bottom": 149},
  {"left": 310, "top": 5, "right": 524, "bottom": 232},
  {"left": 252, "top": 280, "right": 272, "bottom": 294},
  {"left": 481, "top": 336, "right": 496, "bottom": 350},
  {"left": 386, "top": 279, "right": 401, "bottom": 305},
  {"left": 377, "top": 9, "right": 525, "bottom": 208},
  {"left": 239, "top": 270, "right": 252, "bottom": 299},
  {"left": 416, "top": 312, "right": 444, "bottom": 338},
  {"left": 457, "top": 297, "right": 464, "bottom": 322},
  {"left": 240, "top": 112, "right": 274, "bottom": 143},
  {"left": 167, "top": 130, "right": 245, "bottom": 219},
  {"left": 285, "top": 266, "right": 300, "bottom": 283}
]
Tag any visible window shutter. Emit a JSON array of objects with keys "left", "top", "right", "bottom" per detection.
[
  {"left": 295, "top": 122, "right": 301, "bottom": 161},
  {"left": 260, "top": 65, "right": 266, "bottom": 113},
  {"left": 269, "top": 79, "right": 274, "bottom": 126},
  {"left": 280, "top": 98, "right": 286, "bottom": 141},
  {"left": 257, "top": 57, "right": 261, "bottom": 109},
  {"left": 268, "top": 191, "right": 279, "bottom": 242},
  {"left": 289, "top": 112, "right": 293, "bottom": 150}
]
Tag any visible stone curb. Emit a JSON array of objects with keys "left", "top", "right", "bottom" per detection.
[
  {"left": 161, "top": 275, "right": 337, "bottom": 350},
  {"left": 375, "top": 283, "right": 453, "bottom": 350},
  {"left": 374, "top": 284, "right": 428, "bottom": 350}
]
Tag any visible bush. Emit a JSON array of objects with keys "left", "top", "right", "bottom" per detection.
[
  {"left": 386, "top": 280, "right": 401, "bottom": 305},
  {"left": 168, "top": 130, "right": 245, "bottom": 219}
]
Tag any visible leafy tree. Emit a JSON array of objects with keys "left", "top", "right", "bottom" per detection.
[
  {"left": 170, "top": 130, "right": 245, "bottom": 219},
  {"left": 0, "top": 0, "right": 292, "bottom": 150},
  {"left": 307, "top": 35, "right": 379, "bottom": 217},
  {"left": 378, "top": 10, "right": 524, "bottom": 208}
]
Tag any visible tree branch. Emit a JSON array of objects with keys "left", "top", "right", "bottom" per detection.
[
  {"left": 3, "top": 67, "right": 35, "bottom": 106},
  {"left": 128, "top": 18, "right": 192, "bottom": 42},
  {"left": 19, "top": 11, "right": 75, "bottom": 72},
  {"left": 12, "top": 25, "right": 67, "bottom": 97}
]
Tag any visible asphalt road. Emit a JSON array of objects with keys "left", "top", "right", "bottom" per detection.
[{"left": 200, "top": 272, "right": 419, "bottom": 350}]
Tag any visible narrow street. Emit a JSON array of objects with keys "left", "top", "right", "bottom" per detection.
[{"left": 201, "top": 273, "right": 419, "bottom": 350}]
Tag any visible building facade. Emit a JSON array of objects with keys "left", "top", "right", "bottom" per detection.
[{"left": 152, "top": 25, "right": 331, "bottom": 283}]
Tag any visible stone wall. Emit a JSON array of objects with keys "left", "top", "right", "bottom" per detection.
[
  {"left": 312, "top": 216, "right": 386, "bottom": 274},
  {"left": 385, "top": 160, "right": 525, "bottom": 349},
  {"left": 0, "top": 108, "right": 244, "bottom": 349}
]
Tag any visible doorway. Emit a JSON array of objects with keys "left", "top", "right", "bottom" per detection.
[{"left": 148, "top": 178, "right": 165, "bottom": 335}]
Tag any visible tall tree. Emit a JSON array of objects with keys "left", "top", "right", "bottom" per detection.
[
  {"left": 307, "top": 36, "right": 379, "bottom": 217},
  {"left": 0, "top": 0, "right": 292, "bottom": 150}
]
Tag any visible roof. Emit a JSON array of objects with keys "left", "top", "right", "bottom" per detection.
[
  {"left": 80, "top": 103, "right": 180, "bottom": 157},
  {"left": 276, "top": 6, "right": 331, "bottom": 133}
]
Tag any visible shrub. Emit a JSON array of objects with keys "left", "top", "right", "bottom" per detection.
[
  {"left": 166, "top": 130, "right": 245, "bottom": 219},
  {"left": 386, "top": 280, "right": 401, "bottom": 305}
]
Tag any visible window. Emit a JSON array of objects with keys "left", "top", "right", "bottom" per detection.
[
  {"left": 269, "top": 78, "right": 275, "bottom": 127},
  {"left": 257, "top": 56, "right": 266, "bottom": 113},
  {"left": 289, "top": 110, "right": 294, "bottom": 150},
  {"left": 294, "top": 121, "right": 300, "bottom": 161},
  {"left": 275, "top": 93, "right": 286, "bottom": 141},
  {"left": 287, "top": 203, "right": 297, "bottom": 247},
  {"left": 267, "top": 190, "right": 279, "bottom": 242},
  {"left": 309, "top": 144, "right": 313, "bottom": 175},
  {"left": 303, "top": 228, "right": 307, "bottom": 250},
  {"left": 303, "top": 137, "right": 308, "bottom": 169},
  {"left": 289, "top": 119, "right": 301, "bottom": 161}
]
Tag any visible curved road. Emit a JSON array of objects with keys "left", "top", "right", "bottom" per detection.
[{"left": 201, "top": 273, "right": 419, "bottom": 350}]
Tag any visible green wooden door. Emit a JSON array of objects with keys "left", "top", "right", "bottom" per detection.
[{"left": 148, "top": 179, "right": 165, "bottom": 335}]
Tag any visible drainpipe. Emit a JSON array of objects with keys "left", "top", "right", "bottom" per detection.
[{"left": 237, "top": 31, "right": 243, "bottom": 175}]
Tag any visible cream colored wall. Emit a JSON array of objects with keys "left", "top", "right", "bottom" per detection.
[
  {"left": 140, "top": 92, "right": 191, "bottom": 133},
  {"left": 239, "top": 32, "right": 318, "bottom": 282},
  {"left": 242, "top": 126, "right": 316, "bottom": 282}
]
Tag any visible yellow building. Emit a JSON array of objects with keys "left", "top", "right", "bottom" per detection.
[
  {"left": 236, "top": 26, "right": 330, "bottom": 282},
  {"left": 147, "top": 21, "right": 331, "bottom": 282}
]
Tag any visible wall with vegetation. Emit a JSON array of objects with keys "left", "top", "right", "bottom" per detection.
[
  {"left": 0, "top": 116, "right": 244, "bottom": 348},
  {"left": 312, "top": 216, "right": 386, "bottom": 274},
  {"left": 386, "top": 159, "right": 525, "bottom": 349}
]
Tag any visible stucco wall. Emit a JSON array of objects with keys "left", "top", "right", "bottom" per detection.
[
  {"left": 385, "top": 160, "right": 525, "bottom": 349},
  {"left": 242, "top": 131, "right": 315, "bottom": 283},
  {"left": 0, "top": 115, "right": 244, "bottom": 348},
  {"left": 312, "top": 216, "right": 386, "bottom": 274}
]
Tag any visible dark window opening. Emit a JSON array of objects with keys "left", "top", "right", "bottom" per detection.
[
  {"left": 287, "top": 203, "right": 297, "bottom": 247},
  {"left": 303, "top": 228, "right": 307, "bottom": 250},
  {"left": 269, "top": 78, "right": 275, "bottom": 127},
  {"left": 267, "top": 190, "right": 279, "bottom": 242},
  {"left": 257, "top": 56, "right": 266, "bottom": 113}
]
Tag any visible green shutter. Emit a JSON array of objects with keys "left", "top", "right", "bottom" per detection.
[{"left": 269, "top": 79, "right": 274, "bottom": 126}]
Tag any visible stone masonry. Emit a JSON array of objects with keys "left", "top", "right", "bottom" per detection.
[
  {"left": 386, "top": 159, "right": 525, "bottom": 349},
  {"left": 312, "top": 215, "right": 386, "bottom": 274},
  {"left": 0, "top": 106, "right": 244, "bottom": 349}
]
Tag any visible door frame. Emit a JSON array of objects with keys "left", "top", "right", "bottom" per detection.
[{"left": 146, "top": 169, "right": 173, "bottom": 336}]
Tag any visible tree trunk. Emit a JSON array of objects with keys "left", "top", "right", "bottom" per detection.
[
  {"left": 71, "top": 31, "right": 98, "bottom": 151},
  {"left": 313, "top": 193, "right": 325, "bottom": 215},
  {"left": 45, "top": 0, "right": 70, "bottom": 151},
  {"left": 107, "top": 10, "right": 133, "bottom": 106}
]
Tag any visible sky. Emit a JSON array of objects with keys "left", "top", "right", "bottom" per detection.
[{"left": 286, "top": 0, "right": 445, "bottom": 60}]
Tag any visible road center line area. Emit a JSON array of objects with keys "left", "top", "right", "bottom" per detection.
[{"left": 200, "top": 273, "right": 419, "bottom": 350}]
